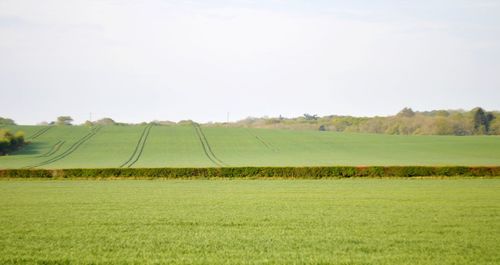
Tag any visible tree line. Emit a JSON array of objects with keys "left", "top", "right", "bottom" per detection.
[
  {"left": 2, "top": 107, "right": 499, "bottom": 136},
  {"left": 213, "top": 107, "right": 500, "bottom": 136}
]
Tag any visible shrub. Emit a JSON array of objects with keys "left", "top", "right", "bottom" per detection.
[{"left": 0, "top": 130, "right": 25, "bottom": 155}]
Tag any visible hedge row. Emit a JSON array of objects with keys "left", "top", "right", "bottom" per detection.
[{"left": 0, "top": 166, "right": 499, "bottom": 179}]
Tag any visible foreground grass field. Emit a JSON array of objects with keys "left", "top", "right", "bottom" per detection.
[
  {"left": 1, "top": 125, "right": 500, "bottom": 168},
  {"left": 0, "top": 179, "right": 498, "bottom": 264}
]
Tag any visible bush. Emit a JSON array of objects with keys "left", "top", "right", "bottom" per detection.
[{"left": 0, "top": 130, "right": 25, "bottom": 155}]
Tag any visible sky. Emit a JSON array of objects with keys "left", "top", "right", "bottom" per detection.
[{"left": 1, "top": 0, "right": 500, "bottom": 124}]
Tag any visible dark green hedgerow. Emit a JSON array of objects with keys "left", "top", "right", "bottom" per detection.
[{"left": 0, "top": 166, "right": 499, "bottom": 179}]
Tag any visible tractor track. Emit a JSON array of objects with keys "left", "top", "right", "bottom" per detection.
[
  {"left": 24, "top": 126, "right": 102, "bottom": 169},
  {"left": 196, "top": 125, "right": 226, "bottom": 166},
  {"left": 255, "top": 135, "right": 274, "bottom": 150},
  {"left": 120, "top": 125, "right": 152, "bottom": 168},
  {"left": 37, "top": 140, "right": 65, "bottom": 158},
  {"left": 245, "top": 129, "right": 278, "bottom": 152},
  {"left": 28, "top": 126, "right": 52, "bottom": 140},
  {"left": 193, "top": 124, "right": 225, "bottom": 167}
]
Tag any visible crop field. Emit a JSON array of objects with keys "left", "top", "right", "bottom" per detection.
[
  {"left": 0, "top": 179, "right": 498, "bottom": 264},
  {"left": 1, "top": 125, "right": 500, "bottom": 169}
]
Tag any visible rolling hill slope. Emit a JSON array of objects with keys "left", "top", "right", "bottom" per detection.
[{"left": 1, "top": 124, "right": 500, "bottom": 169}]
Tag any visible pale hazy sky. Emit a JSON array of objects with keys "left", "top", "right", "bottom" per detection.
[{"left": 1, "top": 0, "right": 500, "bottom": 124}]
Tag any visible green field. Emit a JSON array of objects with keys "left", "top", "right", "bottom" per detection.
[
  {"left": 1, "top": 125, "right": 500, "bottom": 169},
  {"left": 0, "top": 179, "right": 498, "bottom": 264}
]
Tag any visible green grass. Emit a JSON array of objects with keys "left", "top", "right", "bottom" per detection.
[
  {"left": 135, "top": 125, "right": 213, "bottom": 167},
  {"left": 0, "top": 126, "right": 91, "bottom": 169},
  {"left": 1, "top": 125, "right": 500, "bottom": 169},
  {"left": 0, "top": 179, "right": 498, "bottom": 264},
  {"left": 46, "top": 126, "right": 147, "bottom": 169}
]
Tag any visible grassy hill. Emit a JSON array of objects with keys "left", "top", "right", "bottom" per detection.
[{"left": 1, "top": 124, "right": 500, "bottom": 169}]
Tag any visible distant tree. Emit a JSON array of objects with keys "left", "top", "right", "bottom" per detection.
[
  {"left": 434, "top": 110, "right": 450, "bottom": 117},
  {"left": 0, "top": 117, "right": 16, "bottom": 125},
  {"left": 155, "top": 120, "right": 176, "bottom": 125},
  {"left": 486, "top": 113, "right": 495, "bottom": 132},
  {"left": 83, "top": 120, "right": 94, "bottom": 127},
  {"left": 0, "top": 138, "right": 8, "bottom": 155},
  {"left": 264, "top": 118, "right": 281, "bottom": 125},
  {"left": 303, "top": 114, "right": 318, "bottom": 121},
  {"left": 177, "top": 120, "right": 195, "bottom": 125},
  {"left": 490, "top": 119, "right": 500, "bottom": 135},
  {"left": 472, "top": 108, "right": 495, "bottom": 134},
  {"left": 397, "top": 107, "right": 415, "bottom": 118},
  {"left": 94, "top": 118, "right": 116, "bottom": 125},
  {"left": 432, "top": 117, "right": 454, "bottom": 135},
  {"left": 56, "top": 116, "right": 73, "bottom": 126}
]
